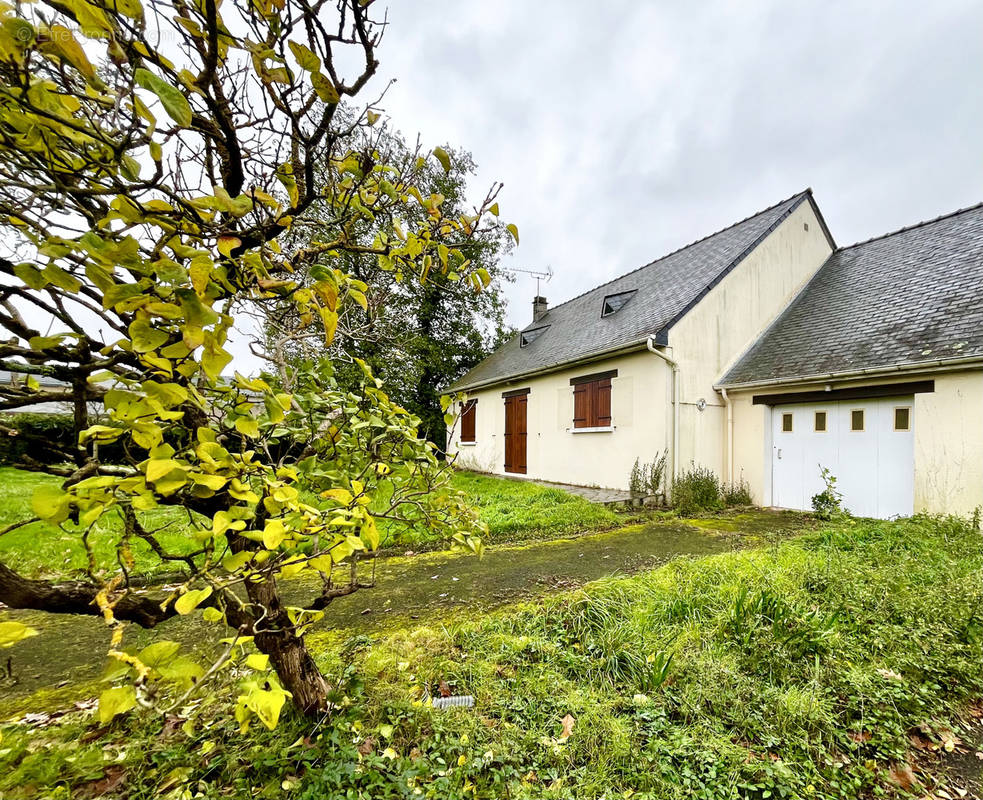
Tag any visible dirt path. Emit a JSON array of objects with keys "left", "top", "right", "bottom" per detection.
[{"left": 0, "top": 512, "right": 806, "bottom": 708}]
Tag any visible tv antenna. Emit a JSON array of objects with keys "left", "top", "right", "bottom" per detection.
[{"left": 507, "top": 264, "right": 553, "bottom": 296}]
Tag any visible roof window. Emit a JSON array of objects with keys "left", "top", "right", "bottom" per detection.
[
  {"left": 519, "top": 326, "right": 549, "bottom": 347},
  {"left": 601, "top": 290, "right": 636, "bottom": 317}
]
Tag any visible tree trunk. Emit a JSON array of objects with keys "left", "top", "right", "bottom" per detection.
[{"left": 242, "top": 569, "right": 329, "bottom": 715}]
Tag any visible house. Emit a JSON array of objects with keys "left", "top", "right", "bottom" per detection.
[{"left": 447, "top": 190, "right": 983, "bottom": 519}]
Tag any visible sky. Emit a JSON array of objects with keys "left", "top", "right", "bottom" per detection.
[{"left": 355, "top": 0, "right": 983, "bottom": 335}]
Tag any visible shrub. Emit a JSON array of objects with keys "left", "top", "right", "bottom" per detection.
[
  {"left": 0, "top": 413, "right": 80, "bottom": 466},
  {"left": 811, "top": 465, "right": 845, "bottom": 520},
  {"left": 629, "top": 450, "right": 668, "bottom": 498},
  {"left": 672, "top": 464, "right": 723, "bottom": 515},
  {"left": 722, "top": 476, "right": 753, "bottom": 506}
]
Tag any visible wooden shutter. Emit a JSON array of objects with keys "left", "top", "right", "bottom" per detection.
[
  {"left": 595, "top": 378, "right": 611, "bottom": 427},
  {"left": 460, "top": 400, "right": 476, "bottom": 442},
  {"left": 573, "top": 383, "right": 589, "bottom": 428}
]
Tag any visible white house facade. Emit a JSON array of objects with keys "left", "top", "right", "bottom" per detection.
[{"left": 448, "top": 190, "right": 983, "bottom": 519}]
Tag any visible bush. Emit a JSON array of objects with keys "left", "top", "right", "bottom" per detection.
[
  {"left": 0, "top": 413, "right": 78, "bottom": 466},
  {"left": 672, "top": 464, "right": 723, "bottom": 515},
  {"left": 628, "top": 450, "right": 668, "bottom": 498},
  {"left": 811, "top": 466, "right": 845, "bottom": 520},
  {"left": 722, "top": 476, "right": 753, "bottom": 506}
]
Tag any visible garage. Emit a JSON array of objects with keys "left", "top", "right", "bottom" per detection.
[{"left": 771, "top": 395, "right": 914, "bottom": 519}]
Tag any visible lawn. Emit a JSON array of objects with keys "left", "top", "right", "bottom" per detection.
[
  {"left": 0, "top": 468, "right": 627, "bottom": 579},
  {"left": 1, "top": 514, "right": 981, "bottom": 798}
]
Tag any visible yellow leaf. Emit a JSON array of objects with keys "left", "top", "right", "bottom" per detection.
[
  {"left": 174, "top": 587, "right": 212, "bottom": 615},
  {"left": 98, "top": 686, "right": 136, "bottom": 724},
  {"left": 0, "top": 621, "right": 38, "bottom": 648}
]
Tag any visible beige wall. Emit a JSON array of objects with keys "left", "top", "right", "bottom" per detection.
[
  {"left": 667, "top": 200, "right": 834, "bottom": 481},
  {"left": 914, "top": 370, "right": 983, "bottom": 515},
  {"left": 447, "top": 350, "right": 670, "bottom": 490},
  {"left": 728, "top": 370, "right": 983, "bottom": 516}
]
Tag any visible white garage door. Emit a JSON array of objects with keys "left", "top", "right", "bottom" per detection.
[{"left": 771, "top": 396, "right": 914, "bottom": 519}]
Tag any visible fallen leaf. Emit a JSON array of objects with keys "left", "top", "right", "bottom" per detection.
[
  {"left": 558, "top": 713, "right": 575, "bottom": 742},
  {"left": 439, "top": 680, "right": 452, "bottom": 698},
  {"left": 848, "top": 730, "right": 872, "bottom": 743},
  {"left": 358, "top": 736, "right": 375, "bottom": 755},
  {"left": 938, "top": 729, "right": 961, "bottom": 752},
  {"left": 889, "top": 763, "right": 919, "bottom": 791}
]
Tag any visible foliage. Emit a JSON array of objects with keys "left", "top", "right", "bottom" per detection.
[
  {"left": 267, "top": 137, "right": 514, "bottom": 451},
  {"left": 722, "top": 476, "right": 753, "bottom": 506},
  {"left": 812, "top": 466, "right": 846, "bottom": 520},
  {"left": 2, "top": 514, "right": 982, "bottom": 797},
  {"left": 629, "top": 450, "right": 668, "bottom": 499},
  {"left": 0, "top": 0, "right": 505, "bottom": 718},
  {"left": 671, "top": 464, "right": 723, "bottom": 515}
]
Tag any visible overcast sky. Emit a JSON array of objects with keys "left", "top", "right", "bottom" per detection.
[{"left": 357, "top": 0, "right": 982, "bottom": 335}]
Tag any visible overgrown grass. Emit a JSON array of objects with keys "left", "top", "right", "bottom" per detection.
[
  {"left": 446, "top": 471, "right": 624, "bottom": 541},
  {"left": 0, "top": 468, "right": 625, "bottom": 579},
  {"left": 2, "top": 514, "right": 981, "bottom": 798}
]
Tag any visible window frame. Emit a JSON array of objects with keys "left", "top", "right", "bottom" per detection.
[
  {"left": 570, "top": 370, "right": 616, "bottom": 430},
  {"left": 601, "top": 290, "right": 637, "bottom": 317},
  {"left": 814, "top": 410, "right": 827, "bottom": 433},
  {"left": 781, "top": 412, "right": 793, "bottom": 433},
  {"left": 459, "top": 399, "right": 477, "bottom": 444},
  {"left": 519, "top": 325, "right": 549, "bottom": 348},
  {"left": 894, "top": 406, "right": 911, "bottom": 431},
  {"left": 850, "top": 408, "right": 865, "bottom": 432}
]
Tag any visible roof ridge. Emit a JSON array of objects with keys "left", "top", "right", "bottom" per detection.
[
  {"left": 526, "top": 188, "right": 813, "bottom": 327},
  {"left": 840, "top": 199, "right": 983, "bottom": 251}
]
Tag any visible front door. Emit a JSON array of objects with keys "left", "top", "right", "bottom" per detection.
[{"left": 503, "top": 391, "right": 528, "bottom": 474}]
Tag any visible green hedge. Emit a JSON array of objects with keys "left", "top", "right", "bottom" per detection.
[{"left": 0, "top": 413, "right": 128, "bottom": 466}]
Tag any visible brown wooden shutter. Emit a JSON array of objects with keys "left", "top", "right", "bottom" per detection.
[
  {"left": 573, "top": 383, "right": 589, "bottom": 428},
  {"left": 460, "top": 400, "right": 476, "bottom": 442},
  {"left": 595, "top": 378, "right": 611, "bottom": 427}
]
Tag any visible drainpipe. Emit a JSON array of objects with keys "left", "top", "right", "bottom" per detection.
[
  {"left": 720, "top": 387, "right": 733, "bottom": 486},
  {"left": 646, "top": 336, "right": 679, "bottom": 502}
]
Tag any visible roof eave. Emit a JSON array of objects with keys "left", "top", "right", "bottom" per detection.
[
  {"left": 715, "top": 353, "right": 983, "bottom": 392},
  {"left": 451, "top": 337, "right": 653, "bottom": 393}
]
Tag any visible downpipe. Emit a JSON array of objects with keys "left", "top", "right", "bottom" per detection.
[
  {"left": 720, "top": 387, "right": 734, "bottom": 486},
  {"left": 646, "top": 337, "right": 679, "bottom": 502}
]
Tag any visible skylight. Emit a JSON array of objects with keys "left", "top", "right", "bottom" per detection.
[
  {"left": 520, "top": 326, "right": 549, "bottom": 347},
  {"left": 601, "top": 290, "right": 636, "bottom": 317}
]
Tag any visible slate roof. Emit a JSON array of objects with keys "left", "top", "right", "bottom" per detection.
[
  {"left": 721, "top": 202, "right": 983, "bottom": 387},
  {"left": 454, "top": 190, "right": 822, "bottom": 391}
]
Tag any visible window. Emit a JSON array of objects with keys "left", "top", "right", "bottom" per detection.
[
  {"left": 894, "top": 407, "right": 911, "bottom": 431},
  {"left": 851, "top": 409, "right": 865, "bottom": 431},
  {"left": 571, "top": 370, "right": 615, "bottom": 429},
  {"left": 601, "top": 290, "right": 636, "bottom": 317},
  {"left": 460, "top": 399, "right": 476, "bottom": 443},
  {"left": 519, "top": 326, "right": 549, "bottom": 347},
  {"left": 781, "top": 412, "right": 793, "bottom": 432},
  {"left": 814, "top": 411, "right": 827, "bottom": 432}
]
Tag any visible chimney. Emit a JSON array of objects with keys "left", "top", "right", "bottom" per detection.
[{"left": 532, "top": 295, "right": 548, "bottom": 322}]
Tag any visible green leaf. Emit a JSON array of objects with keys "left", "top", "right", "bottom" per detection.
[
  {"left": 134, "top": 67, "right": 192, "bottom": 128},
  {"left": 0, "top": 621, "right": 39, "bottom": 648},
  {"left": 506, "top": 223, "right": 520, "bottom": 245},
  {"left": 138, "top": 640, "right": 180, "bottom": 669},
  {"left": 288, "top": 40, "right": 320, "bottom": 71},
  {"left": 489, "top": 202, "right": 500, "bottom": 217},
  {"left": 432, "top": 147, "right": 451, "bottom": 173},
  {"left": 98, "top": 686, "right": 137, "bottom": 724},
  {"left": 310, "top": 72, "right": 339, "bottom": 103},
  {"left": 129, "top": 318, "right": 169, "bottom": 352},
  {"left": 174, "top": 587, "right": 212, "bottom": 615}
]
